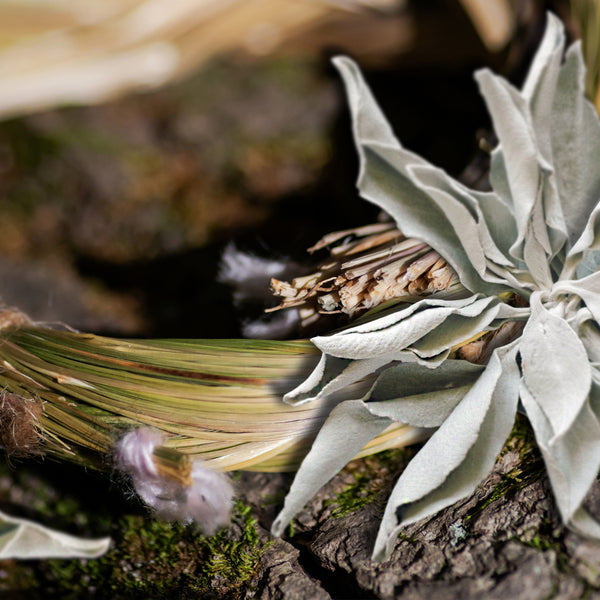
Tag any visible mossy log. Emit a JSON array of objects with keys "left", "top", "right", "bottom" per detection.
[{"left": 6, "top": 417, "right": 600, "bottom": 599}]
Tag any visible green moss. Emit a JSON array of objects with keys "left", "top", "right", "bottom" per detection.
[
  {"left": 200, "top": 501, "right": 267, "bottom": 589},
  {"left": 0, "top": 471, "right": 267, "bottom": 600},
  {"left": 326, "top": 475, "right": 382, "bottom": 519},
  {"left": 396, "top": 531, "right": 418, "bottom": 545},
  {"left": 325, "top": 448, "right": 412, "bottom": 519},
  {"left": 30, "top": 500, "right": 267, "bottom": 599},
  {"left": 465, "top": 415, "right": 545, "bottom": 522}
]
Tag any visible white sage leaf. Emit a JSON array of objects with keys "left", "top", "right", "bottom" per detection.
[
  {"left": 367, "top": 360, "right": 485, "bottom": 427},
  {"left": 411, "top": 300, "right": 527, "bottom": 358},
  {"left": 283, "top": 352, "right": 395, "bottom": 405},
  {"left": 550, "top": 43, "right": 600, "bottom": 250},
  {"left": 475, "top": 186, "right": 518, "bottom": 259},
  {"left": 520, "top": 388, "right": 600, "bottom": 526},
  {"left": 475, "top": 71, "right": 540, "bottom": 242},
  {"left": 521, "top": 13, "right": 565, "bottom": 102},
  {"left": 333, "top": 55, "right": 508, "bottom": 296},
  {"left": 332, "top": 56, "right": 403, "bottom": 153},
  {"left": 552, "top": 271, "right": 600, "bottom": 324},
  {"left": 282, "top": 353, "right": 345, "bottom": 405},
  {"left": 409, "top": 163, "right": 513, "bottom": 269},
  {"left": 372, "top": 340, "right": 520, "bottom": 561},
  {"left": 361, "top": 144, "right": 499, "bottom": 294},
  {"left": 567, "top": 203, "right": 600, "bottom": 278},
  {"left": 272, "top": 360, "right": 483, "bottom": 538},
  {"left": 0, "top": 510, "right": 110, "bottom": 559},
  {"left": 580, "top": 325, "right": 600, "bottom": 364},
  {"left": 520, "top": 15, "right": 569, "bottom": 257},
  {"left": 271, "top": 399, "right": 392, "bottom": 537},
  {"left": 475, "top": 70, "right": 554, "bottom": 289},
  {"left": 520, "top": 292, "right": 592, "bottom": 441},
  {"left": 567, "top": 507, "right": 600, "bottom": 539},
  {"left": 523, "top": 16, "right": 563, "bottom": 154},
  {"left": 314, "top": 295, "right": 497, "bottom": 359},
  {"left": 577, "top": 250, "right": 600, "bottom": 280}
]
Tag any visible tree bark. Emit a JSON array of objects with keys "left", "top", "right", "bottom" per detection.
[{"left": 237, "top": 422, "right": 600, "bottom": 599}]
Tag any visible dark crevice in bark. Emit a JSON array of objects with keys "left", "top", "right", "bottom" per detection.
[{"left": 292, "top": 535, "right": 378, "bottom": 600}]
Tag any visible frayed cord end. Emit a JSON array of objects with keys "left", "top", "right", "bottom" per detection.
[{"left": 114, "top": 428, "right": 234, "bottom": 536}]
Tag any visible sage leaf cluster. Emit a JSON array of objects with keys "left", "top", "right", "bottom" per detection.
[{"left": 272, "top": 13, "right": 600, "bottom": 561}]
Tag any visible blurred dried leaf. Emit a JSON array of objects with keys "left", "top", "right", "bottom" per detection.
[{"left": 0, "top": 0, "right": 406, "bottom": 119}]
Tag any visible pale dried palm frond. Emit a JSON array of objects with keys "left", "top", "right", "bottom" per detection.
[
  {"left": 0, "top": 0, "right": 404, "bottom": 120},
  {"left": 457, "top": 0, "right": 514, "bottom": 51}
]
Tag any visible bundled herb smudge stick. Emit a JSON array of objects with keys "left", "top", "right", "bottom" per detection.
[
  {"left": 1, "top": 11, "right": 599, "bottom": 563},
  {"left": 0, "top": 310, "right": 429, "bottom": 542}
]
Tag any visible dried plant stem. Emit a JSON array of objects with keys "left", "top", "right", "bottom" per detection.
[
  {"left": 0, "top": 320, "right": 427, "bottom": 476},
  {"left": 270, "top": 222, "right": 461, "bottom": 328}
]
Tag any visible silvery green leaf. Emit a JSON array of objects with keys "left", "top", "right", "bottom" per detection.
[
  {"left": 331, "top": 55, "right": 403, "bottom": 153},
  {"left": 372, "top": 341, "right": 520, "bottom": 561},
  {"left": 566, "top": 506, "right": 600, "bottom": 539},
  {"left": 550, "top": 44, "right": 600, "bottom": 250},
  {"left": 475, "top": 70, "right": 543, "bottom": 241},
  {"left": 332, "top": 57, "right": 510, "bottom": 297},
  {"left": 566, "top": 375, "right": 600, "bottom": 536},
  {"left": 552, "top": 271, "right": 600, "bottom": 324},
  {"left": 282, "top": 353, "right": 348, "bottom": 405},
  {"left": 520, "top": 386, "right": 600, "bottom": 528},
  {"left": 409, "top": 164, "right": 513, "bottom": 270},
  {"left": 475, "top": 70, "right": 554, "bottom": 288},
  {"left": 475, "top": 180, "right": 518, "bottom": 259},
  {"left": 567, "top": 203, "right": 600, "bottom": 277},
  {"left": 488, "top": 13, "right": 564, "bottom": 220},
  {"left": 283, "top": 351, "right": 416, "bottom": 405},
  {"left": 511, "top": 13, "right": 568, "bottom": 255},
  {"left": 273, "top": 360, "right": 485, "bottom": 538},
  {"left": 522, "top": 17, "right": 563, "bottom": 147},
  {"left": 410, "top": 301, "right": 528, "bottom": 358},
  {"left": 284, "top": 296, "right": 482, "bottom": 403},
  {"left": 520, "top": 292, "right": 591, "bottom": 441},
  {"left": 314, "top": 295, "right": 503, "bottom": 359},
  {"left": 286, "top": 296, "right": 525, "bottom": 405},
  {"left": 579, "top": 323, "right": 600, "bottom": 363},
  {"left": 271, "top": 399, "right": 393, "bottom": 537},
  {"left": 0, "top": 510, "right": 110, "bottom": 559},
  {"left": 367, "top": 360, "right": 485, "bottom": 426},
  {"left": 577, "top": 250, "right": 600, "bottom": 279},
  {"left": 589, "top": 369, "right": 600, "bottom": 418},
  {"left": 361, "top": 144, "right": 501, "bottom": 294},
  {"left": 521, "top": 13, "right": 565, "bottom": 102}
]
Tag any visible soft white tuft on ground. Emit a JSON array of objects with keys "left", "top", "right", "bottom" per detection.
[
  {"left": 218, "top": 242, "right": 306, "bottom": 304},
  {"left": 219, "top": 242, "right": 307, "bottom": 337},
  {"left": 242, "top": 308, "right": 300, "bottom": 339},
  {"left": 115, "top": 428, "right": 234, "bottom": 535}
]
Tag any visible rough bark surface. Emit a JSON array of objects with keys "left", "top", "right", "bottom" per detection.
[{"left": 235, "top": 427, "right": 600, "bottom": 600}]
